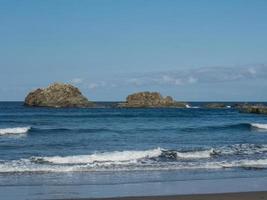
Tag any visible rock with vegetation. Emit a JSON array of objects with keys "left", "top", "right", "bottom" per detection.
[
  {"left": 238, "top": 104, "right": 267, "bottom": 115},
  {"left": 24, "top": 83, "right": 94, "bottom": 108},
  {"left": 118, "top": 91, "right": 187, "bottom": 108}
]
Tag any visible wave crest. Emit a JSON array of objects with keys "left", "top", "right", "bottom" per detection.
[
  {"left": 0, "top": 143, "right": 264, "bottom": 169},
  {"left": 31, "top": 148, "right": 163, "bottom": 164},
  {"left": 30, "top": 144, "right": 267, "bottom": 165},
  {"left": 1, "top": 144, "right": 267, "bottom": 173},
  {"left": 221, "top": 159, "right": 267, "bottom": 169},
  {"left": 0, "top": 126, "right": 31, "bottom": 135},
  {"left": 176, "top": 149, "right": 214, "bottom": 159},
  {"left": 251, "top": 123, "right": 267, "bottom": 130}
]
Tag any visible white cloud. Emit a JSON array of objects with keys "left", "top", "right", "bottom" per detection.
[
  {"left": 87, "top": 81, "right": 107, "bottom": 90},
  {"left": 71, "top": 78, "right": 83, "bottom": 84},
  {"left": 127, "top": 78, "right": 143, "bottom": 86},
  {"left": 162, "top": 75, "right": 173, "bottom": 82},
  {"left": 99, "top": 81, "right": 106, "bottom": 87},
  {"left": 72, "top": 64, "right": 267, "bottom": 90},
  {"left": 248, "top": 68, "right": 256, "bottom": 76},
  {"left": 118, "top": 64, "right": 267, "bottom": 87},
  {"left": 188, "top": 76, "right": 198, "bottom": 84},
  {"left": 88, "top": 83, "right": 99, "bottom": 89},
  {"left": 174, "top": 79, "right": 183, "bottom": 86}
]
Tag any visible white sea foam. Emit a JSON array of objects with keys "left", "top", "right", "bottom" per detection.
[
  {"left": 176, "top": 149, "right": 213, "bottom": 159},
  {"left": 251, "top": 123, "right": 267, "bottom": 130},
  {"left": 34, "top": 148, "right": 217, "bottom": 165},
  {"left": 221, "top": 159, "right": 267, "bottom": 169},
  {"left": 0, "top": 160, "right": 79, "bottom": 173},
  {"left": 32, "top": 148, "right": 163, "bottom": 164},
  {"left": 185, "top": 104, "right": 199, "bottom": 109},
  {"left": 0, "top": 145, "right": 267, "bottom": 173},
  {"left": 217, "top": 144, "right": 267, "bottom": 155},
  {"left": 1, "top": 158, "right": 267, "bottom": 173},
  {"left": 0, "top": 126, "right": 31, "bottom": 135}
]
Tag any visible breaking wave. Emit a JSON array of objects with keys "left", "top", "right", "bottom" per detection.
[
  {"left": 185, "top": 104, "right": 200, "bottom": 109},
  {"left": 1, "top": 158, "right": 267, "bottom": 173},
  {"left": 32, "top": 148, "right": 220, "bottom": 165},
  {"left": 175, "top": 149, "right": 214, "bottom": 159},
  {"left": 0, "top": 126, "right": 31, "bottom": 135},
  {"left": 31, "top": 148, "right": 163, "bottom": 164},
  {"left": 0, "top": 144, "right": 267, "bottom": 173},
  {"left": 250, "top": 123, "right": 267, "bottom": 131},
  {"left": 221, "top": 159, "right": 267, "bottom": 169}
]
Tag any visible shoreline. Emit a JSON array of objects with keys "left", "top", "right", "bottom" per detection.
[
  {"left": 1, "top": 177, "right": 267, "bottom": 200},
  {"left": 68, "top": 191, "right": 267, "bottom": 200}
]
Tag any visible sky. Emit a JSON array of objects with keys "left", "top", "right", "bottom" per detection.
[{"left": 0, "top": 0, "right": 267, "bottom": 101}]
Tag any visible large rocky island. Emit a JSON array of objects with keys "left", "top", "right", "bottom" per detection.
[
  {"left": 118, "top": 91, "right": 187, "bottom": 108},
  {"left": 24, "top": 83, "right": 94, "bottom": 108}
]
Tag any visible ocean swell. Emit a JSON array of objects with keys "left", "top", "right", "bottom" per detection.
[
  {"left": 181, "top": 122, "right": 267, "bottom": 133},
  {"left": 11, "top": 122, "right": 267, "bottom": 136}
]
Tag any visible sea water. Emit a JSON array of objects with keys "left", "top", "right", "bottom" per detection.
[{"left": 0, "top": 102, "right": 267, "bottom": 199}]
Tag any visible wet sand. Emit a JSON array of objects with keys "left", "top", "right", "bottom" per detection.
[
  {"left": 69, "top": 191, "right": 267, "bottom": 200},
  {"left": 2, "top": 177, "right": 267, "bottom": 200}
]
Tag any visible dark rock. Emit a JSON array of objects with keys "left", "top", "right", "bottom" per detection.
[
  {"left": 239, "top": 104, "right": 267, "bottom": 115},
  {"left": 204, "top": 103, "right": 227, "bottom": 109},
  {"left": 118, "top": 91, "right": 187, "bottom": 108},
  {"left": 24, "top": 83, "right": 94, "bottom": 108},
  {"left": 232, "top": 103, "right": 244, "bottom": 108}
]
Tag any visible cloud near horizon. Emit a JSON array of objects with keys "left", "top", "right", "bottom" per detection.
[
  {"left": 70, "top": 78, "right": 83, "bottom": 84},
  {"left": 77, "top": 64, "right": 267, "bottom": 90}
]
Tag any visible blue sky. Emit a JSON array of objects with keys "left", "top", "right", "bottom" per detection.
[{"left": 0, "top": 0, "right": 267, "bottom": 101}]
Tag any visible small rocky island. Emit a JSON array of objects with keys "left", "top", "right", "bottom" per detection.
[
  {"left": 238, "top": 104, "right": 267, "bottom": 115},
  {"left": 118, "top": 91, "right": 187, "bottom": 108},
  {"left": 24, "top": 83, "right": 266, "bottom": 112},
  {"left": 24, "top": 83, "right": 94, "bottom": 108},
  {"left": 204, "top": 103, "right": 228, "bottom": 109}
]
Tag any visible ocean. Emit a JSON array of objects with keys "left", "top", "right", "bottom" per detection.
[{"left": 0, "top": 102, "right": 267, "bottom": 199}]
